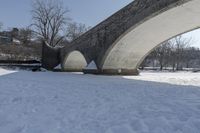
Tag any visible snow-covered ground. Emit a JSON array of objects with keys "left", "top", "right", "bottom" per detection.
[
  {"left": 0, "top": 68, "right": 200, "bottom": 133},
  {"left": 124, "top": 71, "right": 200, "bottom": 86}
]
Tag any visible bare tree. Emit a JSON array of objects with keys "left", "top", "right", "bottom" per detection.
[
  {"left": 66, "top": 22, "right": 90, "bottom": 42},
  {"left": 154, "top": 41, "right": 171, "bottom": 70},
  {"left": 18, "top": 28, "right": 34, "bottom": 45},
  {"left": 31, "top": 0, "right": 70, "bottom": 47},
  {"left": 171, "top": 36, "right": 191, "bottom": 70}
]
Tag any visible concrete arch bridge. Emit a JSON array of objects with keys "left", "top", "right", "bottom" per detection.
[{"left": 42, "top": 0, "right": 200, "bottom": 75}]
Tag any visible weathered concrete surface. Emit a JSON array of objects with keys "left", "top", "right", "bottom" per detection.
[
  {"left": 42, "top": 42, "right": 60, "bottom": 70},
  {"left": 57, "top": 0, "right": 197, "bottom": 75},
  {"left": 62, "top": 51, "right": 87, "bottom": 72},
  {"left": 103, "top": 0, "right": 200, "bottom": 70}
]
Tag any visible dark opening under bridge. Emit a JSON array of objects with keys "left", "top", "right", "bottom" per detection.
[{"left": 42, "top": 0, "right": 200, "bottom": 75}]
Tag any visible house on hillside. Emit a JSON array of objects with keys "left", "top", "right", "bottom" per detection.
[
  {"left": 0, "top": 28, "right": 20, "bottom": 45},
  {"left": 0, "top": 36, "right": 13, "bottom": 44}
]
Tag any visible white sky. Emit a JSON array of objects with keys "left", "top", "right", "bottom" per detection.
[{"left": 183, "top": 29, "right": 200, "bottom": 48}]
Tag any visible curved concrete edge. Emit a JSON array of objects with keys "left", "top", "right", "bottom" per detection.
[
  {"left": 61, "top": 51, "right": 87, "bottom": 72},
  {"left": 101, "top": 0, "right": 200, "bottom": 71}
]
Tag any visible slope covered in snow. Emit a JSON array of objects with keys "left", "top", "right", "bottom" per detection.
[{"left": 0, "top": 69, "right": 200, "bottom": 133}]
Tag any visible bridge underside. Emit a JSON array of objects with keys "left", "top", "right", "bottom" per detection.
[
  {"left": 57, "top": 0, "right": 200, "bottom": 75},
  {"left": 62, "top": 51, "right": 87, "bottom": 72},
  {"left": 100, "top": 0, "right": 200, "bottom": 75}
]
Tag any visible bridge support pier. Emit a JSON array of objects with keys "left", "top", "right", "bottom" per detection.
[
  {"left": 100, "top": 69, "right": 139, "bottom": 75},
  {"left": 62, "top": 69, "right": 84, "bottom": 72},
  {"left": 84, "top": 68, "right": 139, "bottom": 75}
]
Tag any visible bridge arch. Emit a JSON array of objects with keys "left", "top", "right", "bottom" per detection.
[
  {"left": 100, "top": 0, "right": 200, "bottom": 75},
  {"left": 62, "top": 50, "right": 87, "bottom": 72}
]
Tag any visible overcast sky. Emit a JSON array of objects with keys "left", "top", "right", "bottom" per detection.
[{"left": 0, "top": 0, "right": 200, "bottom": 47}]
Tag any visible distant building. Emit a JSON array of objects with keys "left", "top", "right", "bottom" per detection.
[
  {"left": 0, "top": 36, "right": 12, "bottom": 44},
  {"left": 0, "top": 28, "right": 20, "bottom": 44}
]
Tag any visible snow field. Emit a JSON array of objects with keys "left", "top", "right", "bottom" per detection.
[{"left": 0, "top": 69, "right": 200, "bottom": 133}]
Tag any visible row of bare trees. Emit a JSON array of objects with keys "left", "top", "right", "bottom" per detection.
[
  {"left": 0, "top": 44, "right": 41, "bottom": 61},
  {"left": 141, "top": 36, "right": 200, "bottom": 71}
]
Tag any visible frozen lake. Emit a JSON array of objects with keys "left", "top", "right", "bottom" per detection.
[{"left": 0, "top": 68, "right": 200, "bottom": 133}]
